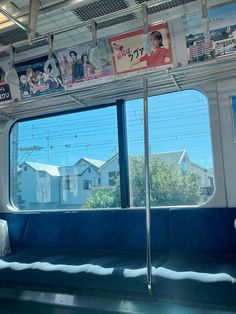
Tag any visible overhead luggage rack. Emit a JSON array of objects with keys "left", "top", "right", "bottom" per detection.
[{"left": 0, "top": 53, "right": 235, "bottom": 121}]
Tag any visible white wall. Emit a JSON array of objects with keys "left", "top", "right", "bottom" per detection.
[
  {"left": 19, "top": 167, "right": 60, "bottom": 209},
  {"left": 78, "top": 167, "right": 100, "bottom": 205},
  {"left": 100, "top": 156, "right": 119, "bottom": 188},
  {"left": 60, "top": 164, "right": 100, "bottom": 206},
  {"left": 197, "top": 82, "right": 227, "bottom": 207},
  {"left": 20, "top": 166, "right": 37, "bottom": 208},
  {"left": 217, "top": 78, "right": 236, "bottom": 207},
  {"left": 61, "top": 175, "right": 78, "bottom": 205}
]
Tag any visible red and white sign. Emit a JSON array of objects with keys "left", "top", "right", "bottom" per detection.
[{"left": 109, "top": 23, "right": 172, "bottom": 75}]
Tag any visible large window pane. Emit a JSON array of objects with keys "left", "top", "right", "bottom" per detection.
[
  {"left": 126, "top": 90, "right": 214, "bottom": 207},
  {"left": 10, "top": 106, "right": 120, "bottom": 210}
]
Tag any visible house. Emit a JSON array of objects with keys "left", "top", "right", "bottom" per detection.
[
  {"left": 59, "top": 158, "right": 104, "bottom": 208},
  {"left": 17, "top": 161, "right": 60, "bottom": 210},
  {"left": 98, "top": 153, "right": 119, "bottom": 189},
  {"left": 15, "top": 150, "right": 214, "bottom": 209},
  {"left": 98, "top": 150, "right": 214, "bottom": 201},
  {"left": 16, "top": 158, "right": 105, "bottom": 209}
]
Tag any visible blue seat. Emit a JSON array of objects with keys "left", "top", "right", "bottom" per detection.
[{"left": 0, "top": 208, "right": 236, "bottom": 308}]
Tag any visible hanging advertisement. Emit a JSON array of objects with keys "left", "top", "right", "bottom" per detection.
[
  {"left": 15, "top": 56, "right": 64, "bottom": 99},
  {"left": 184, "top": 2, "right": 236, "bottom": 64},
  {"left": 55, "top": 38, "right": 113, "bottom": 91},
  {"left": 109, "top": 23, "right": 172, "bottom": 77},
  {"left": 0, "top": 65, "right": 12, "bottom": 103}
]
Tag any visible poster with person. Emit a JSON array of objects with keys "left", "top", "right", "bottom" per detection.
[
  {"left": 55, "top": 38, "right": 113, "bottom": 90},
  {"left": 0, "top": 65, "right": 12, "bottom": 103},
  {"left": 109, "top": 23, "right": 172, "bottom": 76},
  {"left": 15, "top": 56, "right": 64, "bottom": 99},
  {"left": 184, "top": 2, "right": 236, "bottom": 64}
]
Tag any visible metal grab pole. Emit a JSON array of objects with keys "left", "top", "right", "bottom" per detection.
[{"left": 143, "top": 77, "right": 152, "bottom": 293}]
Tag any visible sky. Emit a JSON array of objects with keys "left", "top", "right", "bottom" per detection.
[{"left": 11, "top": 89, "right": 213, "bottom": 170}]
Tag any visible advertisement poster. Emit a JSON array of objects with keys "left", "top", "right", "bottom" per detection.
[
  {"left": 15, "top": 56, "right": 64, "bottom": 99},
  {"left": 184, "top": 2, "right": 236, "bottom": 64},
  {"left": 55, "top": 38, "right": 113, "bottom": 90},
  {"left": 109, "top": 23, "right": 172, "bottom": 76},
  {"left": 0, "top": 65, "right": 12, "bottom": 102}
]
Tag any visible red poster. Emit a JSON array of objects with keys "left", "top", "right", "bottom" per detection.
[{"left": 109, "top": 23, "right": 172, "bottom": 75}]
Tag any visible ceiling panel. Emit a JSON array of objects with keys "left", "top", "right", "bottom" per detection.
[
  {"left": 0, "top": 27, "right": 28, "bottom": 45},
  {"left": 71, "top": 0, "right": 130, "bottom": 21},
  {"left": 135, "top": 0, "right": 198, "bottom": 13},
  {"left": 91, "top": 13, "right": 136, "bottom": 30}
]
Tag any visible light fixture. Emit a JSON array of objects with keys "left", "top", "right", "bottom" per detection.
[{"left": 0, "top": 7, "right": 30, "bottom": 32}]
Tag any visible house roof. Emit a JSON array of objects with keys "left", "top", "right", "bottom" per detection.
[
  {"left": 98, "top": 153, "right": 119, "bottom": 171},
  {"left": 22, "top": 150, "right": 197, "bottom": 177},
  {"left": 75, "top": 157, "right": 106, "bottom": 169},
  {"left": 153, "top": 150, "right": 186, "bottom": 165},
  {"left": 98, "top": 151, "right": 187, "bottom": 171},
  {"left": 25, "top": 162, "right": 60, "bottom": 177}
]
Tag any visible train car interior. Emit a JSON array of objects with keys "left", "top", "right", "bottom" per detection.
[{"left": 0, "top": 0, "right": 236, "bottom": 313}]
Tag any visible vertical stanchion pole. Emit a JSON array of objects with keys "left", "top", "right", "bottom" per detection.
[
  {"left": 143, "top": 77, "right": 152, "bottom": 293},
  {"left": 201, "top": 0, "right": 210, "bottom": 41}
]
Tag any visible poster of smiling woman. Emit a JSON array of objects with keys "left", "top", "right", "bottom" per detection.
[{"left": 109, "top": 22, "right": 172, "bottom": 76}]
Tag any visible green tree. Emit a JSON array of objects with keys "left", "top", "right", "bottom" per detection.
[
  {"left": 150, "top": 158, "right": 200, "bottom": 206},
  {"left": 129, "top": 156, "right": 145, "bottom": 207},
  {"left": 84, "top": 184, "right": 120, "bottom": 208},
  {"left": 84, "top": 156, "right": 201, "bottom": 208}
]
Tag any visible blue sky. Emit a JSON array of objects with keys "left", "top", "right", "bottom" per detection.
[{"left": 12, "top": 89, "right": 213, "bottom": 169}]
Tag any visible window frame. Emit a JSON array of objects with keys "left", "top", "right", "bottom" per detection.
[
  {"left": 64, "top": 175, "right": 71, "bottom": 190},
  {"left": 9, "top": 100, "right": 130, "bottom": 210},
  {"left": 7, "top": 89, "right": 217, "bottom": 211},
  {"left": 83, "top": 180, "right": 92, "bottom": 190}
]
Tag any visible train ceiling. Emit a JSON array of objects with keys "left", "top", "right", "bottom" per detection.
[
  {"left": 0, "top": 0, "right": 215, "bottom": 61},
  {"left": 0, "top": 0, "right": 235, "bottom": 121}
]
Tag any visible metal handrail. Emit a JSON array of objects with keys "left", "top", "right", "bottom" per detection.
[{"left": 143, "top": 77, "right": 152, "bottom": 293}]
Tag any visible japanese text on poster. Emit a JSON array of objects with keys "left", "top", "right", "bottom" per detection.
[{"left": 109, "top": 23, "right": 172, "bottom": 75}]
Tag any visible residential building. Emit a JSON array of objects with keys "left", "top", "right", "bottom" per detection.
[{"left": 15, "top": 150, "right": 214, "bottom": 209}]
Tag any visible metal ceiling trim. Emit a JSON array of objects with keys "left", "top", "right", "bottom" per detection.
[
  {"left": 167, "top": 69, "right": 181, "bottom": 90},
  {"left": 0, "top": 110, "right": 15, "bottom": 120},
  {"left": 0, "top": 0, "right": 190, "bottom": 52}
]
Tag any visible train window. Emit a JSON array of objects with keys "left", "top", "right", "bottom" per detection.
[
  {"left": 126, "top": 90, "right": 214, "bottom": 207},
  {"left": 10, "top": 105, "right": 121, "bottom": 210},
  {"left": 9, "top": 90, "right": 214, "bottom": 210}
]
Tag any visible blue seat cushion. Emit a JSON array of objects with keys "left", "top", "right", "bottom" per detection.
[
  {"left": 152, "top": 251, "right": 236, "bottom": 306},
  {"left": 0, "top": 248, "right": 168, "bottom": 293}
]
